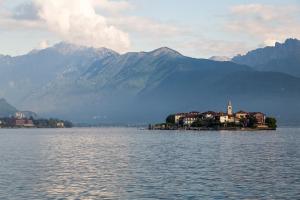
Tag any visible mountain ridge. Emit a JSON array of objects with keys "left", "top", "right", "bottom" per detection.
[
  {"left": 0, "top": 98, "right": 18, "bottom": 117},
  {"left": 0, "top": 40, "right": 299, "bottom": 124},
  {"left": 232, "top": 38, "right": 300, "bottom": 77}
]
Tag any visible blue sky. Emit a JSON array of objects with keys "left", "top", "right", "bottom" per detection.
[{"left": 0, "top": 0, "right": 300, "bottom": 58}]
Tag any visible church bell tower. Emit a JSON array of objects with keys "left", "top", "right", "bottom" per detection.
[{"left": 227, "top": 101, "right": 233, "bottom": 115}]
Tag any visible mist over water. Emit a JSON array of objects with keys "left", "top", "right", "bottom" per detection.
[{"left": 0, "top": 128, "right": 299, "bottom": 199}]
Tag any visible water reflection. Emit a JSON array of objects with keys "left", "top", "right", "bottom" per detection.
[{"left": 0, "top": 128, "right": 299, "bottom": 199}]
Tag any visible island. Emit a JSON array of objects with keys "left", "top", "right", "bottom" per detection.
[{"left": 149, "top": 101, "right": 277, "bottom": 131}]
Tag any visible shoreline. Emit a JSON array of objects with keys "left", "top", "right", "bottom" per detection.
[{"left": 149, "top": 127, "right": 276, "bottom": 131}]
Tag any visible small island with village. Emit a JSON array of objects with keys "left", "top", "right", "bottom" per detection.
[
  {"left": 149, "top": 101, "right": 277, "bottom": 131},
  {"left": 0, "top": 111, "right": 73, "bottom": 129}
]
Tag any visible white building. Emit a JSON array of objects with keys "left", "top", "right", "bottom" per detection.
[
  {"left": 56, "top": 122, "right": 65, "bottom": 128},
  {"left": 15, "top": 112, "right": 26, "bottom": 119},
  {"left": 219, "top": 115, "right": 229, "bottom": 123},
  {"left": 182, "top": 116, "right": 197, "bottom": 126},
  {"left": 174, "top": 113, "right": 186, "bottom": 124},
  {"left": 217, "top": 101, "right": 236, "bottom": 124}
]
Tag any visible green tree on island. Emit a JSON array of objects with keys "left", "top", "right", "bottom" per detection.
[
  {"left": 191, "top": 118, "right": 221, "bottom": 128},
  {"left": 166, "top": 115, "right": 175, "bottom": 124},
  {"left": 239, "top": 117, "right": 248, "bottom": 128},
  {"left": 248, "top": 115, "right": 258, "bottom": 128},
  {"left": 265, "top": 117, "right": 277, "bottom": 129}
]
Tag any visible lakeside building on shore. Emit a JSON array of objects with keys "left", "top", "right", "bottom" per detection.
[
  {"left": 0, "top": 111, "right": 72, "bottom": 128},
  {"left": 11, "top": 118, "right": 35, "bottom": 128}
]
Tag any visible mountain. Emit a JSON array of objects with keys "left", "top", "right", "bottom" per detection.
[
  {"left": 0, "top": 42, "right": 300, "bottom": 125},
  {"left": 0, "top": 98, "right": 17, "bottom": 117},
  {"left": 232, "top": 38, "right": 300, "bottom": 77},
  {"left": 0, "top": 42, "right": 118, "bottom": 105},
  {"left": 19, "top": 46, "right": 254, "bottom": 122}
]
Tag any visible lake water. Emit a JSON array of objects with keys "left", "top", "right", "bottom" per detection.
[{"left": 0, "top": 128, "right": 299, "bottom": 199}]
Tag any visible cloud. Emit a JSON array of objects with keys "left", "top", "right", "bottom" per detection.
[
  {"left": 38, "top": 40, "right": 50, "bottom": 49},
  {"left": 33, "top": 0, "right": 130, "bottom": 52},
  {"left": 0, "top": 0, "right": 131, "bottom": 52},
  {"left": 3, "top": 1, "right": 290, "bottom": 58},
  {"left": 226, "top": 4, "right": 300, "bottom": 46},
  {"left": 177, "top": 38, "right": 249, "bottom": 58},
  {"left": 108, "top": 16, "right": 188, "bottom": 38},
  {"left": 12, "top": 2, "right": 39, "bottom": 20},
  {"left": 92, "top": 0, "right": 133, "bottom": 13},
  {"left": 0, "top": 14, "right": 43, "bottom": 30}
]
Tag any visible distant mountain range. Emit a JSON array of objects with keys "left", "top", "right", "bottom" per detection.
[
  {"left": 232, "top": 38, "right": 300, "bottom": 77},
  {"left": 0, "top": 39, "right": 300, "bottom": 125},
  {"left": 0, "top": 98, "right": 17, "bottom": 117},
  {"left": 0, "top": 98, "right": 38, "bottom": 118}
]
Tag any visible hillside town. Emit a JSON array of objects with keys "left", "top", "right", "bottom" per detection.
[
  {"left": 0, "top": 111, "right": 73, "bottom": 128},
  {"left": 150, "top": 101, "right": 277, "bottom": 130}
]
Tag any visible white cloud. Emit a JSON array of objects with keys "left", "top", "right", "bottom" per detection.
[
  {"left": 177, "top": 38, "right": 249, "bottom": 58},
  {"left": 92, "top": 0, "right": 133, "bottom": 13},
  {"left": 4, "top": 1, "right": 295, "bottom": 58},
  {"left": 226, "top": 4, "right": 300, "bottom": 46},
  {"left": 0, "top": 0, "right": 131, "bottom": 52},
  {"left": 38, "top": 40, "right": 49, "bottom": 49},
  {"left": 33, "top": 0, "right": 130, "bottom": 52},
  {"left": 108, "top": 16, "right": 188, "bottom": 38}
]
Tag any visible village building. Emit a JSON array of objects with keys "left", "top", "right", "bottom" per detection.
[
  {"left": 202, "top": 111, "right": 216, "bottom": 119},
  {"left": 15, "top": 112, "right": 26, "bottom": 119},
  {"left": 216, "top": 102, "right": 267, "bottom": 125},
  {"left": 250, "top": 112, "right": 266, "bottom": 125},
  {"left": 56, "top": 122, "right": 65, "bottom": 128},
  {"left": 11, "top": 118, "right": 35, "bottom": 128},
  {"left": 174, "top": 112, "right": 202, "bottom": 125},
  {"left": 235, "top": 111, "right": 249, "bottom": 119},
  {"left": 163, "top": 101, "right": 269, "bottom": 129},
  {"left": 215, "top": 112, "right": 229, "bottom": 124},
  {"left": 215, "top": 101, "right": 235, "bottom": 124},
  {"left": 174, "top": 113, "right": 186, "bottom": 124},
  {"left": 179, "top": 114, "right": 198, "bottom": 126}
]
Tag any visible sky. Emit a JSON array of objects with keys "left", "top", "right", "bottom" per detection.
[{"left": 0, "top": 0, "right": 300, "bottom": 58}]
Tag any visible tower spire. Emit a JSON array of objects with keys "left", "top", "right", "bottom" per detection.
[{"left": 227, "top": 101, "right": 233, "bottom": 115}]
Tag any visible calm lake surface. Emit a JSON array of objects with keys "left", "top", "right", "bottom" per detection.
[{"left": 0, "top": 128, "right": 299, "bottom": 199}]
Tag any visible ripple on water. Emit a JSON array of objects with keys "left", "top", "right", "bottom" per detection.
[{"left": 0, "top": 128, "right": 299, "bottom": 199}]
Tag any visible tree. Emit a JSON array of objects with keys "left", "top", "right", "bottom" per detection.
[
  {"left": 265, "top": 117, "right": 277, "bottom": 129},
  {"left": 191, "top": 119, "right": 204, "bottom": 127},
  {"left": 239, "top": 117, "right": 248, "bottom": 128},
  {"left": 191, "top": 118, "right": 220, "bottom": 128},
  {"left": 248, "top": 115, "right": 258, "bottom": 128},
  {"left": 166, "top": 115, "right": 176, "bottom": 124},
  {"left": 64, "top": 120, "right": 73, "bottom": 128}
]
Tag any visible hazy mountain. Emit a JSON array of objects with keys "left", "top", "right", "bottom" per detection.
[
  {"left": 232, "top": 38, "right": 300, "bottom": 77},
  {"left": 0, "top": 98, "right": 17, "bottom": 117},
  {"left": 137, "top": 66, "right": 300, "bottom": 125},
  {"left": 0, "top": 42, "right": 118, "bottom": 105},
  {"left": 0, "top": 42, "right": 300, "bottom": 125}
]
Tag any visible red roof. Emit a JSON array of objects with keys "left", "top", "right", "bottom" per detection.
[
  {"left": 13, "top": 119, "right": 34, "bottom": 126},
  {"left": 236, "top": 110, "right": 249, "bottom": 114},
  {"left": 250, "top": 112, "right": 265, "bottom": 115}
]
